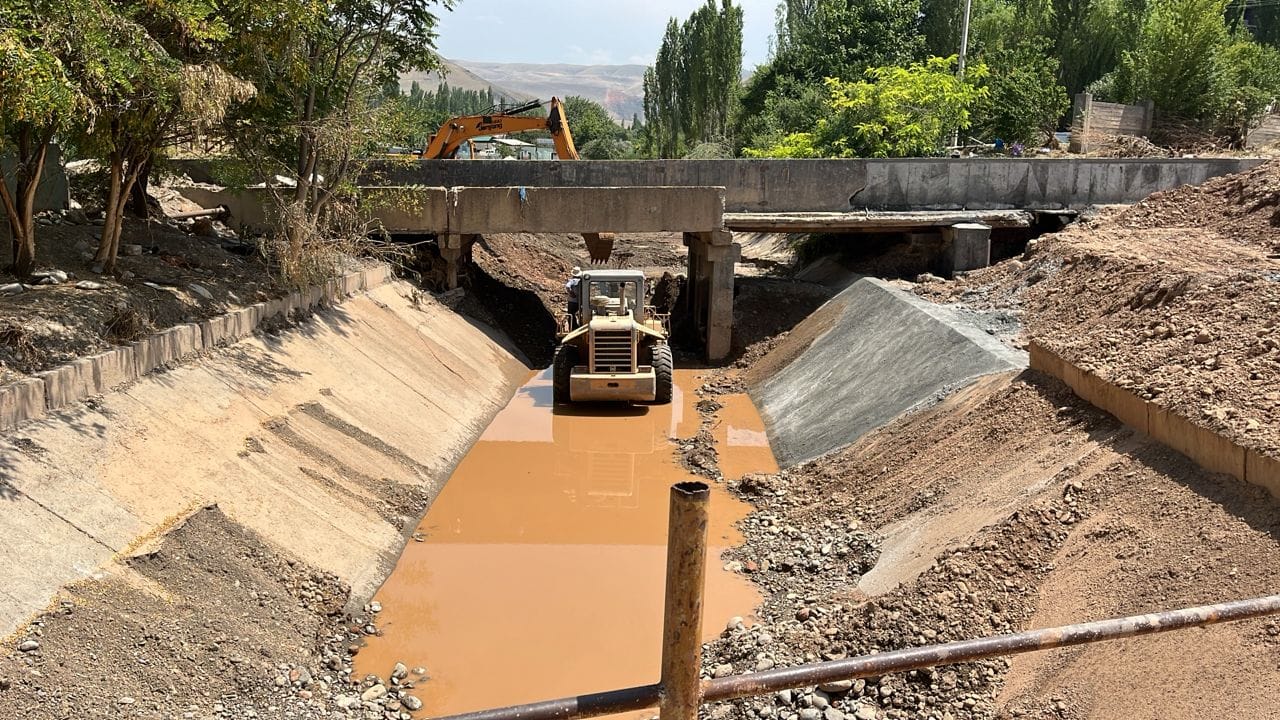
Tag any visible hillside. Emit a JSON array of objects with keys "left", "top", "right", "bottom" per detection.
[
  {"left": 458, "top": 60, "right": 647, "bottom": 123},
  {"left": 398, "top": 58, "right": 534, "bottom": 105}
]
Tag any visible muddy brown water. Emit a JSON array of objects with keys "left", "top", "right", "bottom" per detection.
[{"left": 355, "top": 369, "right": 773, "bottom": 716}]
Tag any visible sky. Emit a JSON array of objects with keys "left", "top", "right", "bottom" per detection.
[{"left": 434, "top": 0, "right": 778, "bottom": 69}]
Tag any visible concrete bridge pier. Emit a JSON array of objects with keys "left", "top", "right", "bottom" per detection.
[
  {"left": 684, "top": 230, "right": 740, "bottom": 362},
  {"left": 440, "top": 233, "right": 479, "bottom": 290}
]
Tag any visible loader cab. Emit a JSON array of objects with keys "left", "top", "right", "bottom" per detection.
[{"left": 577, "top": 270, "right": 645, "bottom": 326}]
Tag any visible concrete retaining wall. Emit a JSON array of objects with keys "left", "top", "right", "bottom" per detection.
[
  {"left": 1, "top": 145, "right": 70, "bottom": 213},
  {"left": 365, "top": 158, "right": 1261, "bottom": 212},
  {"left": 0, "top": 269, "right": 528, "bottom": 640},
  {"left": 1029, "top": 341, "right": 1279, "bottom": 497},
  {"left": 0, "top": 264, "right": 395, "bottom": 433},
  {"left": 750, "top": 278, "right": 1027, "bottom": 466},
  {"left": 169, "top": 158, "right": 1263, "bottom": 214}
]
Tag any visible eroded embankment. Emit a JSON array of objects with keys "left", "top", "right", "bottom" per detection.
[
  {"left": 706, "top": 370, "right": 1280, "bottom": 720},
  {"left": 0, "top": 281, "right": 528, "bottom": 718}
]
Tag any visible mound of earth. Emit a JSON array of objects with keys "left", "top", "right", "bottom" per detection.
[{"left": 916, "top": 160, "right": 1280, "bottom": 457}]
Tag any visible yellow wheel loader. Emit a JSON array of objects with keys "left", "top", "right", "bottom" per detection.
[{"left": 553, "top": 269, "right": 673, "bottom": 404}]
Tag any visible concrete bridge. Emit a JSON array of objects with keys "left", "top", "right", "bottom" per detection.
[{"left": 171, "top": 157, "right": 1264, "bottom": 362}]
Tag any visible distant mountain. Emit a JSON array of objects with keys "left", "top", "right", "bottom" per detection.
[
  {"left": 398, "top": 58, "right": 534, "bottom": 105},
  {"left": 456, "top": 60, "right": 648, "bottom": 124}
]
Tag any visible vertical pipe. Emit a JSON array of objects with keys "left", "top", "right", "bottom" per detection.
[
  {"left": 953, "top": 0, "right": 974, "bottom": 149},
  {"left": 659, "top": 481, "right": 710, "bottom": 720}
]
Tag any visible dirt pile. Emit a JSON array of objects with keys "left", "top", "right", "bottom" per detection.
[
  {"left": 916, "top": 160, "right": 1280, "bottom": 455},
  {"left": 703, "top": 370, "right": 1280, "bottom": 720},
  {"left": 0, "top": 507, "right": 429, "bottom": 720}
]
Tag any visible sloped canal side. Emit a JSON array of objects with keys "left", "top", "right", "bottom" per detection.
[{"left": 354, "top": 369, "right": 775, "bottom": 716}]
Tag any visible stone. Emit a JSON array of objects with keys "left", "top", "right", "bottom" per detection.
[
  {"left": 401, "top": 695, "right": 423, "bottom": 711},
  {"left": 75, "top": 280, "right": 103, "bottom": 290},
  {"left": 118, "top": 697, "right": 135, "bottom": 705},
  {"left": 1195, "top": 331, "right": 1212, "bottom": 344},
  {"left": 823, "top": 710, "right": 845, "bottom": 720},
  {"left": 799, "top": 709, "right": 821, "bottom": 720},
  {"left": 369, "top": 601, "right": 383, "bottom": 613},
  {"left": 810, "top": 694, "right": 829, "bottom": 710},
  {"left": 819, "top": 680, "right": 854, "bottom": 694},
  {"left": 360, "top": 684, "right": 388, "bottom": 702},
  {"left": 755, "top": 657, "right": 775, "bottom": 672},
  {"left": 775, "top": 690, "right": 793, "bottom": 705},
  {"left": 712, "top": 663, "right": 734, "bottom": 679},
  {"left": 0, "top": 283, "right": 26, "bottom": 296},
  {"left": 726, "top": 616, "right": 744, "bottom": 632},
  {"left": 335, "top": 695, "right": 360, "bottom": 710},
  {"left": 122, "top": 244, "right": 144, "bottom": 256},
  {"left": 18, "top": 640, "right": 39, "bottom": 652},
  {"left": 391, "top": 662, "right": 408, "bottom": 680},
  {"left": 188, "top": 283, "right": 213, "bottom": 301},
  {"left": 854, "top": 706, "right": 877, "bottom": 720}
]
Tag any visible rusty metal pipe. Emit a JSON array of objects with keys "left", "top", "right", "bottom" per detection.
[
  {"left": 659, "top": 481, "right": 711, "bottom": 720},
  {"left": 168, "top": 205, "right": 229, "bottom": 221},
  {"left": 701, "top": 593, "right": 1280, "bottom": 703},
  {"left": 428, "top": 594, "right": 1280, "bottom": 720}
]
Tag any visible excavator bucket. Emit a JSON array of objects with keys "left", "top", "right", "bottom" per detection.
[{"left": 582, "top": 232, "right": 615, "bottom": 264}]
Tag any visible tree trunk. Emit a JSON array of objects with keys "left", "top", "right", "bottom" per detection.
[
  {"left": 127, "top": 155, "right": 153, "bottom": 218},
  {"left": 96, "top": 153, "right": 125, "bottom": 272},
  {"left": 0, "top": 127, "right": 49, "bottom": 278}
]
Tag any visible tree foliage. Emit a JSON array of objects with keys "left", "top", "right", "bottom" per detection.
[
  {"left": 975, "top": 40, "right": 1071, "bottom": 144},
  {"left": 1111, "top": 0, "right": 1232, "bottom": 121},
  {"left": 643, "top": 1, "right": 743, "bottom": 158},
  {"left": 747, "top": 56, "right": 989, "bottom": 158}
]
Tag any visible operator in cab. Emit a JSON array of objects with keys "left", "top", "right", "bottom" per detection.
[{"left": 565, "top": 267, "right": 582, "bottom": 329}]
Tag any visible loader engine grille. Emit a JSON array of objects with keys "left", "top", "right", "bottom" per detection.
[{"left": 591, "top": 330, "right": 634, "bottom": 372}]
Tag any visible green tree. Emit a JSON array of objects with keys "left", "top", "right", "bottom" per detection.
[
  {"left": 0, "top": 1, "right": 80, "bottom": 277},
  {"left": 734, "top": 0, "right": 923, "bottom": 152},
  {"left": 1218, "top": 36, "right": 1280, "bottom": 145},
  {"left": 975, "top": 40, "right": 1071, "bottom": 143},
  {"left": 748, "top": 56, "right": 989, "bottom": 157},
  {"left": 562, "top": 95, "right": 624, "bottom": 151},
  {"left": 1112, "top": 0, "right": 1232, "bottom": 122},
  {"left": 644, "top": 1, "right": 743, "bottom": 157},
  {"left": 222, "top": 0, "right": 452, "bottom": 284}
]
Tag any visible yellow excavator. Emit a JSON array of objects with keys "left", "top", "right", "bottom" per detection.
[{"left": 420, "top": 97, "right": 614, "bottom": 263}]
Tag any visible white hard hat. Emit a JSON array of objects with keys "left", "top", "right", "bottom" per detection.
[{"left": 572, "top": 266, "right": 582, "bottom": 277}]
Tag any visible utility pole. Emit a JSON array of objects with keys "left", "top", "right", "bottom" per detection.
[{"left": 952, "top": 0, "right": 973, "bottom": 150}]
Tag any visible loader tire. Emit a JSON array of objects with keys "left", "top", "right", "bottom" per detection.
[
  {"left": 553, "top": 344, "right": 577, "bottom": 404},
  {"left": 652, "top": 344, "right": 673, "bottom": 405}
]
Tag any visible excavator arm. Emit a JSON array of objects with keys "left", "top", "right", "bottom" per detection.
[
  {"left": 422, "top": 97, "right": 581, "bottom": 160},
  {"left": 420, "top": 97, "right": 613, "bottom": 263}
]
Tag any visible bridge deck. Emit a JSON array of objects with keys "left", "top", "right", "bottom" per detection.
[{"left": 723, "top": 209, "right": 1035, "bottom": 233}]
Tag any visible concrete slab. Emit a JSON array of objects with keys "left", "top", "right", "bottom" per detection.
[
  {"left": 750, "top": 278, "right": 1027, "bottom": 466},
  {"left": 38, "top": 358, "right": 96, "bottom": 409},
  {"left": 447, "top": 186, "right": 725, "bottom": 234},
  {"left": 0, "top": 378, "right": 45, "bottom": 430}
]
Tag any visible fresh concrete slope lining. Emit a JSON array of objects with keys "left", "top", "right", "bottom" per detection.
[{"left": 751, "top": 277, "right": 1027, "bottom": 467}]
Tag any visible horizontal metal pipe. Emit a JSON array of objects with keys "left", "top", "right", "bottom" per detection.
[
  {"left": 702, "top": 594, "right": 1280, "bottom": 702},
  {"left": 430, "top": 683, "right": 662, "bottom": 720},
  {"left": 169, "top": 205, "right": 229, "bottom": 220},
  {"left": 428, "top": 595, "right": 1280, "bottom": 720}
]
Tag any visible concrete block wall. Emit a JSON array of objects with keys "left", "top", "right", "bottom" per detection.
[
  {"left": 0, "top": 264, "right": 397, "bottom": 433},
  {"left": 1029, "top": 341, "right": 1280, "bottom": 498}
]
